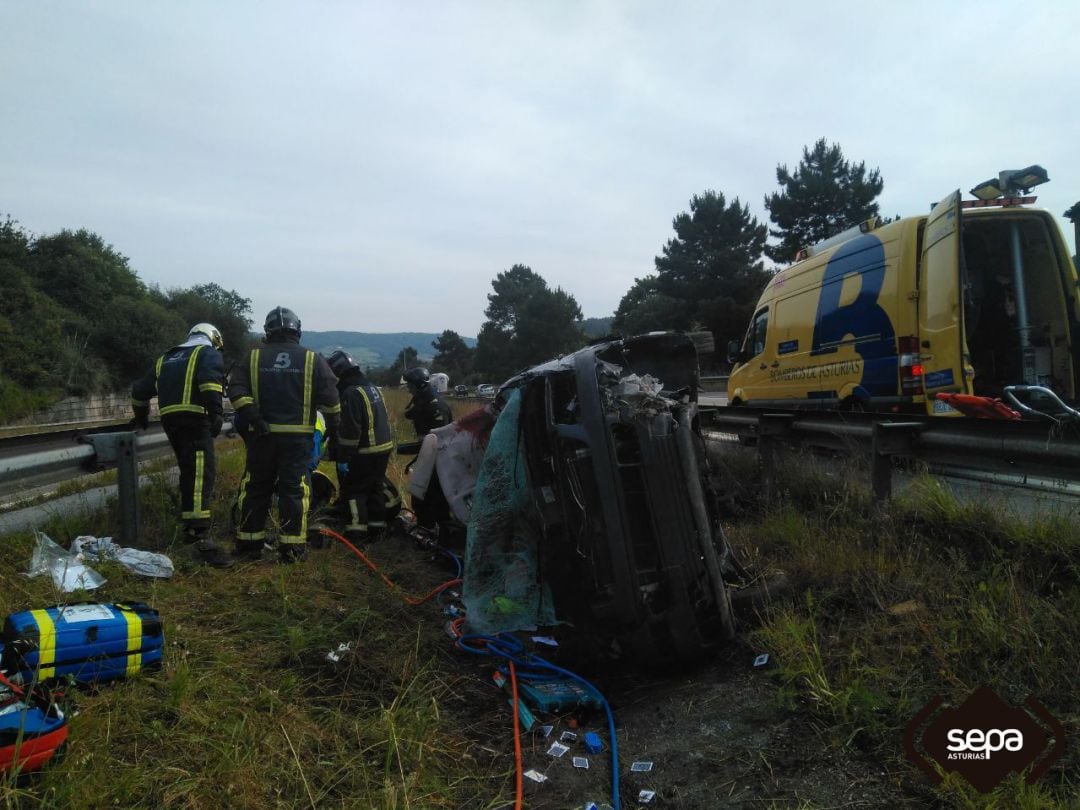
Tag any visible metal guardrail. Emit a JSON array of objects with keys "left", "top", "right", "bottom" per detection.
[
  {"left": 0, "top": 424, "right": 230, "bottom": 543},
  {"left": 704, "top": 407, "right": 1080, "bottom": 501}
]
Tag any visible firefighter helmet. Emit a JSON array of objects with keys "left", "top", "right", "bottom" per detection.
[
  {"left": 403, "top": 367, "right": 430, "bottom": 387},
  {"left": 327, "top": 349, "right": 360, "bottom": 378},
  {"left": 264, "top": 306, "right": 301, "bottom": 339},
  {"left": 188, "top": 323, "right": 224, "bottom": 350}
]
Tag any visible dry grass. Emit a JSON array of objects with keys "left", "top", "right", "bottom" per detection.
[
  {"left": 0, "top": 392, "right": 508, "bottom": 809},
  {"left": 710, "top": 444, "right": 1080, "bottom": 807}
]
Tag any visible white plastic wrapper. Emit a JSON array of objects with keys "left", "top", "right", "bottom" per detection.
[
  {"left": 25, "top": 532, "right": 106, "bottom": 592},
  {"left": 70, "top": 536, "right": 174, "bottom": 579}
]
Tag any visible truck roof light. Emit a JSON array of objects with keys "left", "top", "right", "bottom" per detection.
[
  {"left": 960, "top": 196, "right": 1036, "bottom": 209},
  {"left": 796, "top": 216, "right": 882, "bottom": 262}
]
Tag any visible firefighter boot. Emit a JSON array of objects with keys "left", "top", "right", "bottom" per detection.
[
  {"left": 278, "top": 543, "right": 308, "bottom": 564},
  {"left": 183, "top": 523, "right": 210, "bottom": 545},
  {"left": 195, "top": 539, "right": 235, "bottom": 569},
  {"left": 232, "top": 539, "right": 264, "bottom": 562}
]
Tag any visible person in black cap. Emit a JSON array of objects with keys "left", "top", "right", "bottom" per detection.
[
  {"left": 327, "top": 350, "right": 394, "bottom": 542},
  {"left": 227, "top": 307, "right": 340, "bottom": 563},
  {"left": 402, "top": 366, "right": 452, "bottom": 438}
]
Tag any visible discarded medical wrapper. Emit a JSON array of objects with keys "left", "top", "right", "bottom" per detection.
[
  {"left": 630, "top": 761, "right": 654, "bottom": 772},
  {"left": 539, "top": 724, "right": 554, "bottom": 738},
  {"left": 325, "top": 642, "right": 354, "bottom": 663},
  {"left": 2, "top": 602, "right": 163, "bottom": 684},
  {"left": 573, "top": 756, "right": 589, "bottom": 769},
  {"left": 24, "top": 532, "right": 105, "bottom": 593},
  {"left": 560, "top": 730, "right": 578, "bottom": 743},
  {"left": 523, "top": 769, "right": 547, "bottom": 783},
  {"left": 638, "top": 789, "right": 656, "bottom": 804},
  {"left": 71, "top": 536, "right": 174, "bottom": 579},
  {"left": 547, "top": 741, "right": 570, "bottom": 757},
  {"left": 532, "top": 635, "right": 559, "bottom": 647},
  {"left": 753, "top": 653, "right": 770, "bottom": 668}
]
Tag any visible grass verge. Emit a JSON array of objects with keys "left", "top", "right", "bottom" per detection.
[
  {"left": 1, "top": 394, "right": 511, "bottom": 809},
  {"left": 711, "top": 445, "right": 1080, "bottom": 808}
]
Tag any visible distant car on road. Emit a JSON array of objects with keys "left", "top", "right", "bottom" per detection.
[
  {"left": 454, "top": 384, "right": 469, "bottom": 397},
  {"left": 476, "top": 384, "right": 496, "bottom": 399}
]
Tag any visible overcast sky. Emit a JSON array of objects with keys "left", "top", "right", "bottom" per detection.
[{"left": 3, "top": 2, "right": 1078, "bottom": 337}]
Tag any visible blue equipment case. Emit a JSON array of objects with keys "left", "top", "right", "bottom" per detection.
[
  {"left": 516, "top": 677, "right": 605, "bottom": 713},
  {"left": 1, "top": 602, "right": 163, "bottom": 684}
]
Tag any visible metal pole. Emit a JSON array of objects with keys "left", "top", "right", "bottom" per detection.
[
  {"left": 1009, "top": 221, "right": 1036, "bottom": 383},
  {"left": 871, "top": 424, "right": 893, "bottom": 502},
  {"left": 115, "top": 432, "right": 140, "bottom": 546}
]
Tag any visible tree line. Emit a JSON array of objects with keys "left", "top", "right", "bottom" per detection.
[
  {"left": 1, "top": 138, "right": 884, "bottom": 418},
  {"left": 0, "top": 220, "right": 253, "bottom": 419}
]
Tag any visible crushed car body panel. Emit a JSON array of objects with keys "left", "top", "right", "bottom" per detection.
[{"left": 463, "top": 332, "right": 735, "bottom": 665}]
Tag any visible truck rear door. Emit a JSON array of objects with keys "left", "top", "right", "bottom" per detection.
[{"left": 919, "top": 190, "right": 972, "bottom": 405}]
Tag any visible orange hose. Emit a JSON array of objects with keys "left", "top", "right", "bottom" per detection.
[
  {"left": 319, "top": 527, "right": 461, "bottom": 606},
  {"left": 319, "top": 528, "right": 524, "bottom": 804},
  {"left": 509, "top": 660, "right": 523, "bottom": 810}
]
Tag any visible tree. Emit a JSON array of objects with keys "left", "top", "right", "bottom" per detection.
[
  {"left": 473, "top": 264, "right": 584, "bottom": 382},
  {"left": 431, "top": 329, "right": 474, "bottom": 382},
  {"left": 159, "top": 282, "right": 254, "bottom": 368},
  {"left": 764, "top": 138, "right": 884, "bottom": 264},
  {"left": 91, "top": 295, "right": 186, "bottom": 384},
  {"left": 29, "top": 228, "right": 145, "bottom": 316},
  {"left": 613, "top": 191, "right": 770, "bottom": 359}
]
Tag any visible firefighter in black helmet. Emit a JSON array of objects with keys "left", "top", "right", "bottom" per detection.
[
  {"left": 327, "top": 350, "right": 394, "bottom": 542},
  {"left": 403, "top": 367, "right": 452, "bottom": 438},
  {"left": 131, "top": 323, "right": 231, "bottom": 567},
  {"left": 228, "top": 307, "right": 341, "bottom": 563}
]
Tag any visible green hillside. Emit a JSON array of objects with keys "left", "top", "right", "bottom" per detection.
[{"left": 301, "top": 331, "right": 477, "bottom": 368}]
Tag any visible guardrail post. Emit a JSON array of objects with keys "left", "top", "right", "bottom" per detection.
[
  {"left": 81, "top": 431, "right": 141, "bottom": 544},
  {"left": 115, "top": 432, "right": 140, "bottom": 546},
  {"left": 871, "top": 422, "right": 921, "bottom": 502},
  {"left": 758, "top": 413, "right": 794, "bottom": 501}
]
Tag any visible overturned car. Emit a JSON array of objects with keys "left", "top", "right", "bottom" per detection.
[{"left": 461, "top": 332, "right": 741, "bottom": 666}]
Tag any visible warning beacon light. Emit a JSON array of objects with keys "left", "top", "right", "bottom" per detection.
[{"left": 971, "top": 165, "right": 1049, "bottom": 201}]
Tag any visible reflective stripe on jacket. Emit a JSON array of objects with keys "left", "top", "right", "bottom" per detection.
[
  {"left": 228, "top": 341, "right": 340, "bottom": 432},
  {"left": 132, "top": 344, "right": 225, "bottom": 417},
  {"left": 338, "top": 377, "right": 393, "bottom": 454}
]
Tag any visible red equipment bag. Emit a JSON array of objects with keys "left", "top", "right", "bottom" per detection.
[{"left": 0, "top": 670, "right": 69, "bottom": 774}]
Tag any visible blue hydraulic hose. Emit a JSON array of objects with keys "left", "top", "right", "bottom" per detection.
[
  {"left": 435, "top": 546, "right": 464, "bottom": 579},
  {"left": 520, "top": 657, "right": 620, "bottom": 810},
  {"left": 454, "top": 632, "right": 621, "bottom": 809}
]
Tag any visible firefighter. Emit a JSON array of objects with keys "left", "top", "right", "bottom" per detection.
[
  {"left": 227, "top": 307, "right": 340, "bottom": 563},
  {"left": 327, "top": 350, "right": 395, "bottom": 542},
  {"left": 403, "top": 367, "right": 453, "bottom": 438},
  {"left": 131, "top": 323, "right": 230, "bottom": 568}
]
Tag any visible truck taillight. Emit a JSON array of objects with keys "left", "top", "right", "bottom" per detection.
[{"left": 899, "top": 336, "right": 922, "bottom": 395}]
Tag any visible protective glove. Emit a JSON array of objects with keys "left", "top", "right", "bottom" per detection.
[
  {"left": 328, "top": 437, "right": 348, "bottom": 463},
  {"left": 210, "top": 414, "right": 224, "bottom": 438},
  {"left": 239, "top": 404, "right": 271, "bottom": 438}
]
